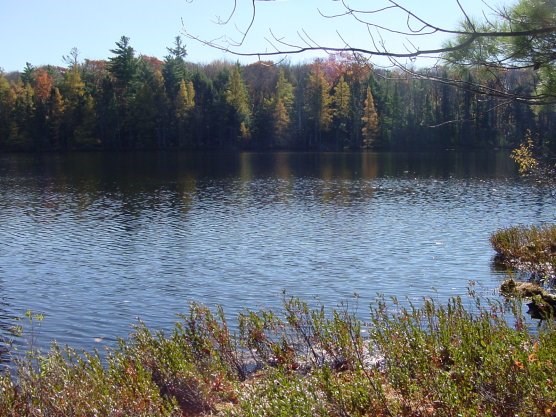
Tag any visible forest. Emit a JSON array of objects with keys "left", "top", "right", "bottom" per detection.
[{"left": 1, "top": 35, "right": 555, "bottom": 153}]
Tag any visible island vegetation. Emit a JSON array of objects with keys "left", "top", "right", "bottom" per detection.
[{"left": 492, "top": 224, "right": 556, "bottom": 279}]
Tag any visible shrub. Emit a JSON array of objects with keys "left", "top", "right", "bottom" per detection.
[
  {"left": 491, "top": 224, "right": 556, "bottom": 280},
  {"left": 1, "top": 293, "right": 555, "bottom": 416}
]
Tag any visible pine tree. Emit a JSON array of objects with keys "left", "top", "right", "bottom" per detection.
[
  {"left": 163, "top": 36, "right": 188, "bottom": 100},
  {"left": 305, "top": 64, "right": 332, "bottom": 148},
  {"left": 20, "top": 62, "right": 35, "bottom": 85},
  {"left": 131, "top": 63, "right": 169, "bottom": 148},
  {"left": 271, "top": 69, "right": 294, "bottom": 146},
  {"left": 108, "top": 36, "right": 138, "bottom": 89},
  {"left": 10, "top": 81, "right": 35, "bottom": 149},
  {"left": 225, "top": 64, "right": 251, "bottom": 144},
  {"left": 48, "top": 87, "right": 65, "bottom": 148},
  {"left": 73, "top": 93, "right": 97, "bottom": 148},
  {"left": 107, "top": 36, "right": 139, "bottom": 148}
]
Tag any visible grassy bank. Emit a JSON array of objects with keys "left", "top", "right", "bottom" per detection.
[
  {"left": 491, "top": 224, "right": 556, "bottom": 280},
  {"left": 1, "top": 291, "right": 555, "bottom": 416}
]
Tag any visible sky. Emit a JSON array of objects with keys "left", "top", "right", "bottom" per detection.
[{"left": 0, "top": 0, "right": 516, "bottom": 72}]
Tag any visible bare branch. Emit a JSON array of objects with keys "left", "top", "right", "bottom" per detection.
[
  {"left": 387, "top": 57, "right": 556, "bottom": 105},
  {"left": 456, "top": 0, "right": 476, "bottom": 32},
  {"left": 182, "top": 0, "right": 556, "bottom": 105},
  {"left": 184, "top": 24, "right": 556, "bottom": 61},
  {"left": 215, "top": 0, "right": 237, "bottom": 26}
]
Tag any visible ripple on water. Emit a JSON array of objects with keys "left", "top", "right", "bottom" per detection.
[{"left": 0, "top": 152, "right": 554, "bottom": 355}]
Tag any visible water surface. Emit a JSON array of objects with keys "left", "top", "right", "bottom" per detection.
[{"left": 0, "top": 151, "right": 554, "bottom": 356}]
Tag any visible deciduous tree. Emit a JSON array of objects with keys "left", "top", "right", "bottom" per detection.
[
  {"left": 332, "top": 75, "right": 351, "bottom": 149},
  {"left": 361, "top": 86, "right": 379, "bottom": 149}
]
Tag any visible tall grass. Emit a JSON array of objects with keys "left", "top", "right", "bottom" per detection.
[
  {"left": 1, "top": 292, "right": 555, "bottom": 416},
  {"left": 491, "top": 224, "right": 556, "bottom": 280}
]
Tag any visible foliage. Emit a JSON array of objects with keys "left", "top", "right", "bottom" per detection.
[
  {"left": 507, "top": 0, "right": 556, "bottom": 97},
  {"left": 442, "top": 0, "right": 556, "bottom": 107},
  {"left": 225, "top": 64, "right": 252, "bottom": 144},
  {"left": 511, "top": 134, "right": 539, "bottom": 174},
  {"left": 163, "top": 36, "right": 189, "bottom": 100},
  {"left": 108, "top": 36, "right": 138, "bottom": 89},
  {"left": 304, "top": 63, "right": 333, "bottom": 148},
  {"left": 332, "top": 75, "right": 351, "bottom": 148},
  {"left": 511, "top": 131, "right": 556, "bottom": 183},
  {"left": 491, "top": 224, "right": 556, "bottom": 280},
  {"left": 361, "top": 86, "right": 379, "bottom": 149},
  {"left": 269, "top": 69, "right": 294, "bottom": 147},
  {"left": 2, "top": 34, "right": 556, "bottom": 152},
  {"left": 2, "top": 293, "right": 556, "bottom": 416},
  {"left": 0, "top": 346, "right": 181, "bottom": 417}
]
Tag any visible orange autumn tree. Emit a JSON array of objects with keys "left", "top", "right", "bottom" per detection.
[{"left": 33, "top": 69, "right": 53, "bottom": 104}]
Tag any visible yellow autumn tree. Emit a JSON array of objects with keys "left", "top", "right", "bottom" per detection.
[{"left": 361, "top": 86, "right": 379, "bottom": 149}]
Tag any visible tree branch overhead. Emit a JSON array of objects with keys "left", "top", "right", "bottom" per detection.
[{"left": 182, "top": 0, "right": 556, "bottom": 104}]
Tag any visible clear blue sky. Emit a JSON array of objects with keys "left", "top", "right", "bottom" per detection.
[{"left": 0, "top": 0, "right": 514, "bottom": 72}]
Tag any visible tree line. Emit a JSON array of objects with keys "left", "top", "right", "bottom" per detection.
[{"left": 0, "top": 36, "right": 554, "bottom": 153}]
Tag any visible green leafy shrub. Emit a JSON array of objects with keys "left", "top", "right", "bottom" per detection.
[{"left": 1, "top": 293, "right": 556, "bottom": 416}]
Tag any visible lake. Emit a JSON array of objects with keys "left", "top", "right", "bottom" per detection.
[{"left": 0, "top": 151, "right": 554, "bottom": 358}]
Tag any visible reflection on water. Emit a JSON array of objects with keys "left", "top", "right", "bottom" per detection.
[{"left": 0, "top": 151, "right": 554, "bottom": 355}]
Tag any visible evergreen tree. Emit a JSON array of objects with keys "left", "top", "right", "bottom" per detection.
[
  {"left": 131, "top": 62, "right": 169, "bottom": 148},
  {"left": 304, "top": 64, "right": 332, "bottom": 148},
  {"left": 48, "top": 87, "right": 65, "bottom": 148},
  {"left": 163, "top": 36, "right": 188, "bottom": 100},
  {"left": 175, "top": 79, "right": 196, "bottom": 146},
  {"left": 189, "top": 71, "right": 217, "bottom": 147},
  {"left": 73, "top": 93, "right": 97, "bottom": 148},
  {"left": 20, "top": 63, "right": 35, "bottom": 85},
  {"left": 10, "top": 81, "right": 35, "bottom": 149},
  {"left": 107, "top": 36, "right": 139, "bottom": 148},
  {"left": 271, "top": 69, "right": 294, "bottom": 147},
  {"left": 108, "top": 36, "right": 138, "bottom": 89},
  {"left": 225, "top": 64, "right": 251, "bottom": 145}
]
